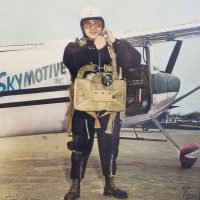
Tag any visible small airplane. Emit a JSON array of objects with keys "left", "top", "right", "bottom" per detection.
[{"left": 1, "top": 20, "right": 200, "bottom": 169}]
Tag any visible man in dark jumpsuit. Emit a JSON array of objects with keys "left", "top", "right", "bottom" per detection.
[{"left": 63, "top": 6, "right": 141, "bottom": 200}]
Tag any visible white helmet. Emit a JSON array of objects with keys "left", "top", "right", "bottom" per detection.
[
  {"left": 81, "top": 5, "right": 102, "bottom": 19},
  {"left": 80, "top": 5, "right": 105, "bottom": 33}
]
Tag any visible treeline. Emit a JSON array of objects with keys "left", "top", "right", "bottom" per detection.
[{"left": 170, "top": 111, "right": 200, "bottom": 121}]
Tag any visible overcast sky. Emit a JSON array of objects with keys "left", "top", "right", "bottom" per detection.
[{"left": 1, "top": 0, "right": 200, "bottom": 114}]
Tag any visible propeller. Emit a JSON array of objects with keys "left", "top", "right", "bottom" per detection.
[{"left": 165, "top": 40, "right": 182, "bottom": 73}]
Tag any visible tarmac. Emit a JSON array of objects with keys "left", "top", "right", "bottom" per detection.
[{"left": 0, "top": 129, "right": 200, "bottom": 200}]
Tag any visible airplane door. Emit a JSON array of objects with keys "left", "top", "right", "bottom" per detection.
[{"left": 124, "top": 46, "right": 151, "bottom": 116}]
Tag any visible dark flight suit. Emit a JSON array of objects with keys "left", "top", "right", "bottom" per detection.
[{"left": 63, "top": 38, "right": 141, "bottom": 180}]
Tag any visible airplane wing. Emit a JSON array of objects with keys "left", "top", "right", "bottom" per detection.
[
  {"left": 1, "top": 20, "right": 200, "bottom": 50},
  {"left": 120, "top": 20, "right": 200, "bottom": 46},
  {"left": 1, "top": 21, "right": 200, "bottom": 50},
  {"left": 0, "top": 43, "right": 44, "bottom": 52}
]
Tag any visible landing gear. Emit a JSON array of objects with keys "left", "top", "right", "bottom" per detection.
[
  {"left": 152, "top": 118, "right": 200, "bottom": 169},
  {"left": 179, "top": 143, "right": 200, "bottom": 169}
]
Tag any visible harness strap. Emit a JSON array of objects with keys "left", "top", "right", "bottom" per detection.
[
  {"left": 76, "top": 64, "right": 115, "bottom": 79},
  {"left": 86, "top": 111, "right": 117, "bottom": 134},
  {"left": 66, "top": 84, "right": 74, "bottom": 134},
  {"left": 77, "top": 65, "right": 95, "bottom": 78},
  {"left": 66, "top": 42, "right": 122, "bottom": 135},
  {"left": 86, "top": 111, "right": 101, "bottom": 128},
  {"left": 104, "top": 112, "right": 117, "bottom": 134}
]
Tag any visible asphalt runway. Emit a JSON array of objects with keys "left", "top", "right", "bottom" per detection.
[{"left": 0, "top": 129, "right": 200, "bottom": 200}]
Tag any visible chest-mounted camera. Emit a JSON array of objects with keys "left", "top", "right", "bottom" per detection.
[{"left": 101, "top": 73, "right": 113, "bottom": 86}]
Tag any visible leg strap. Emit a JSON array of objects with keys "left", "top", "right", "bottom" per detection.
[{"left": 87, "top": 111, "right": 117, "bottom": 134}]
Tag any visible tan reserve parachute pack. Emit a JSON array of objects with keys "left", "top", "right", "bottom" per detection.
[{"left": 67, "top": 42, "right": 126, "bottom": 134}]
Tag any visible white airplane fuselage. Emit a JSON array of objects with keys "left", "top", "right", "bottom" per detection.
[{"left": 0, "top": 40, "right": 181, "bottom": 137}]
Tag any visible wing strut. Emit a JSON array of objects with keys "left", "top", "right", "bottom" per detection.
[
  {"left": 165, "top": 40, "right": 182, "bottom": 73},
  {"left": 152, "top": 118, "right": 181, "bottom": 150},
  {"left": 150, "top": 85, "right": 200, "bottom": 119}
]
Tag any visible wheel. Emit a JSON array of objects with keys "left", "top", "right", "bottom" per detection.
[{"left": 179, "top": 143, "right": 199, "bottom": 169}]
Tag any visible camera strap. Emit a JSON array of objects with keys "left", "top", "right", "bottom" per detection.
[{"left": 107, "top": 42, "right": 119, "bottom": 79}]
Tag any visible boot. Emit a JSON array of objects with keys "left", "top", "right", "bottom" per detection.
[
  {"left": 64, "top": 179, "right": 80, "bottom": 200},
  {"left": 103, "top": 176, "right": 128, "bottom": 199}
]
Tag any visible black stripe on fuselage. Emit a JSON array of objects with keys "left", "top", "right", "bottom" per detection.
[
  {"left": 0, "top": 85, "right": 70, "bottom": 108},
  {"left": 0, "top": 85, "right": 70, "bottom": 97},
  {"left": 0, "top": 97, "right": 70, "bottom": 108}
]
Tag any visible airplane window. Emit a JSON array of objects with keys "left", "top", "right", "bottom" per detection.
[
  {"left": 152, "top": 42, "right": 176, "bottom": 71},
  {"left": 135, "top": 46, "right": 148, "bottom": 65}
]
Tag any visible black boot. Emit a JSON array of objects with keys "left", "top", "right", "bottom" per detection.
[
  {"left": 64, "top": 179, "right": 80, "bottom": 200},
  {"left": 103, "top": 176, "right": 128, "bottom": 199}
]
